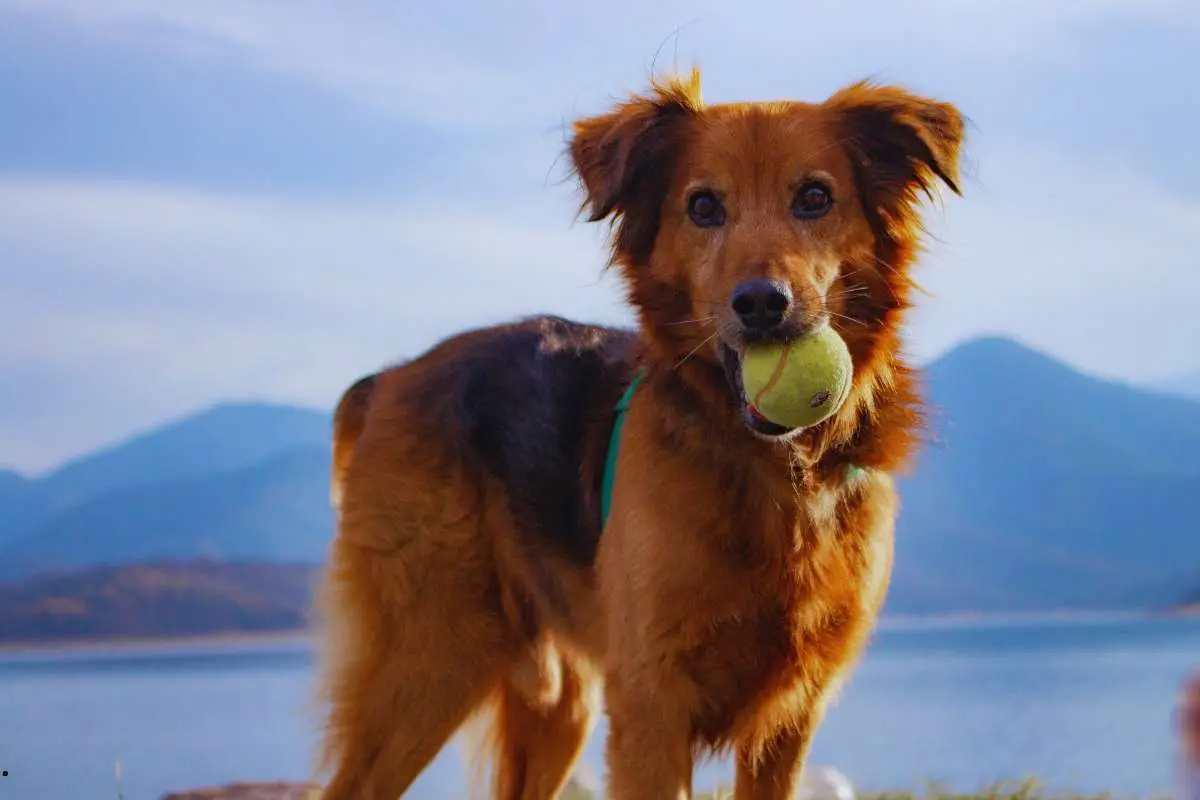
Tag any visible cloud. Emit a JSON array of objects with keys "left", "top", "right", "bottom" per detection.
[
  {"left": 0, "top": 176, "right": 631, "bottom": 377},
  {"left": 0, "top": 0, "right": 520, "bottom": 129},
  {"left": 5, "top": 0, "right": 1197, "bottom": 130},
  {"left": 0, "top": 175, "right": 629, "bottom": 471}
]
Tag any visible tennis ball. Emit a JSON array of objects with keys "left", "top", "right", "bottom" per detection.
[{"left": 741, "top": 326, "right": 853, "bottom": 430}]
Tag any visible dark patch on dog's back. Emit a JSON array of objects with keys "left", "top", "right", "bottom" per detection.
[{"left": 429, "top": 316, "right": 639, "bottom": 567}]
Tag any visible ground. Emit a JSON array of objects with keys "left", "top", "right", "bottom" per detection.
[{"left": 159, "top": 778, "right": 1171, "bottom": 800}]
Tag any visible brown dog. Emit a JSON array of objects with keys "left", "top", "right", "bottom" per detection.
[{"left": 312, "top": 69, "right": 964, "bottom": 799}]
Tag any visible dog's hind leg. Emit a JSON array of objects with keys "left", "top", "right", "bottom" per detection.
[
  {"left": 313, "top": 506, "right": 518, "bottom": 800},
  {"left": 483, "top": 639, "right": 599, "bottom": 800}
]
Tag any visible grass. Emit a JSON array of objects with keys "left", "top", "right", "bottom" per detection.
[
  {"left": 556, "top": 777, "right": 1172, "bottom": 800},
  {"left": 157, "top": 776, "right": 1174, "bottom": 799},
  {"left": 860, "top": 781, "right": 1172, "bottom": 800}
]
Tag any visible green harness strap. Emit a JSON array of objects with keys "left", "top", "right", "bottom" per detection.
[
  {"left": 600, "top": 371, "right": 644, "bottom": 528},
  {"left": 598, "top": 372, "right": 867, "bottom": 529}
]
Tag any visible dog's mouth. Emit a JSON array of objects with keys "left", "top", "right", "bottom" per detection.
[{"left": 718, "top": 342, "right": 797, "bottom": 439}]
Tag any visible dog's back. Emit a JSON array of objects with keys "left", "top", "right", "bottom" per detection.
[
  {"left": 328, "top": 314, "right": 639, "bottom": 563},
  {"left": 330, "top": 373, "right": 377, "bottom": 511}
]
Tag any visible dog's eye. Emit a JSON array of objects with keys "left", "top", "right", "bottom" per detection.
[
  {"left": 791, "top": 182, "right": 833, "bottom": 220},
  {"left": 687, "top": 190, "right": 726, "bottom": 228}
]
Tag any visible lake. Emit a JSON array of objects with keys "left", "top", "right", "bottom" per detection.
[{"left": 1, "top": 615, "right": 1197, "bottom": 800}]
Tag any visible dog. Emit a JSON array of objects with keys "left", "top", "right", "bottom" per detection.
[{"left": 312, "top": 68, "right": 964, "bottom": 799}]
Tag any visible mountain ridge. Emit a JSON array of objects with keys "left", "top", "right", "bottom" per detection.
[
  {"left": 0, "top": 445, "right": 335, "bottom": 581},
  {"left": 0, "top": 401, "right": 332, "bottom": 550}
]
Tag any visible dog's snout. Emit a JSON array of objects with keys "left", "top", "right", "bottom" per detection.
[{"left": 731, "top": 279, "right": 792, "bottom": 332}]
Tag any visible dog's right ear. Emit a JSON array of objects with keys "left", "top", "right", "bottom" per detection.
[{"left": 568, "top": 69, "right": 703, "bottom": 263}]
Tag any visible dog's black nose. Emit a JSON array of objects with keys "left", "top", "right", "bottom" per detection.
[{"left": 731, "top": 279, "right": 792, "bottom": 332}]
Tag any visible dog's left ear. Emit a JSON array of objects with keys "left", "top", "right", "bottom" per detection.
[
  {"left": 831, "top": 82, "right": 965, "bottom": 214},
  {"left": 568, "top": 70, "right": 703, "bottom": 263}
]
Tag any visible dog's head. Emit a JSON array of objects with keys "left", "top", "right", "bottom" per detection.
[{"left": 569, "top": 69, "right": 964, "bottom": 443}]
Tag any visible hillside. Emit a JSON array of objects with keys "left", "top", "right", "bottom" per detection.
[
  {"left": 0, "top": 447, "right": 335, "bottom": 580},
  {"left": 0, "top": 560, "right": 318, "bottom": 644},
  {"left": 1159, "top": 370, "right": 1200, "bottom": 400},
  {"left": 1, "top": 336, "right": 1198, "bottom": 619},
  {"left": 0, "top": 467, "right": 27, "bottom": 509},
  {"left": 1180, "top": 581, "right": 1200, "bottom": 609},
  {"left": 888, "top": 337, "right": 1200, "bottom": 614},
  {"left": 0, "top": 402, "right": 331, "bottom": 546},
  {"left": 0, "top": 467, "right": 38, "bottom": 547}
]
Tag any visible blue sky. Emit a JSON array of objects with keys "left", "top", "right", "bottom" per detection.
[{"left": 1, "top": 0, "right": 1198, "bottom": 474}]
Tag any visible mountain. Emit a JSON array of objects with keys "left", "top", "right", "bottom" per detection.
[
  {"left": 1158, "top": 370, "right": 1200, "bottom": 400},
  {"left": 0, "top": 467, "right": 27, "bottom": 507},
  {"left": 0, "top": 467, "right": 35, "bottom": 546},
  {"left": 888, "top": 337, "right": 1200, "bottom": 614},
  {"left": 0, "top": 447, "right": 335, "bottom": 580},
  {"left": 0, "top": 402, "right": 331, "bottom": 547},
  {"left": 38, "top": 402, "right": 330, "bottom": 503},
  {"left": 0, "top": 560, "right": 318, "bottom": 643}
]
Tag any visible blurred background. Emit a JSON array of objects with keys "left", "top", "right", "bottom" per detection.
[{"left": 1, "top": 1, "right": 1198, "bottom": 798}]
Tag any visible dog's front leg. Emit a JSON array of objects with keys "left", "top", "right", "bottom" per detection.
[
  {"left": 603, "top": 669, "right": 694, "bottom": 799},
  {"left": 731, "top": 721, "right": 815, "bottom": 800}
]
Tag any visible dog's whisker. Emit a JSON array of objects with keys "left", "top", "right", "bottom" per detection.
[
  {"left": 824, "top": 310, "right": 868, "bottom": 328},
  {"left": 863, "top": 253, "right": 899, "bottom": 275},
  {"left": 863, "top": 253, "right": 920, "bottom": 292},
  {"left": 854, "top": 254, "right": 915, "bottom": 302},
  {"left": 672, "top": 331, "right": 720, "bottom": 371},
  {"left": 825, "top": 285, "right": 870, "bottom": 302},
  {"left": 662, "top": 316, "right": 718, "bottom": 327}
]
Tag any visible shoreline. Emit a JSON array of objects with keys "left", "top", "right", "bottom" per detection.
[
  {"left": 876, "top": 607, "right": 1191, "bottom": 628},
  {"left": 1, "top": 607, "right": 1194, "bottom": 655}
]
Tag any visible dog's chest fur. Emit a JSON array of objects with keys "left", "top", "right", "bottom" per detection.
[{"left": 671, "top": 465, "right": 889, "bottom": 752}]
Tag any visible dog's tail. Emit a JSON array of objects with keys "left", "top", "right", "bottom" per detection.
[{"left": 329, "top": 373, "right": 378, "bottom": 511}]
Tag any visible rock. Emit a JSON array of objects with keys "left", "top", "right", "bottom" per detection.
[
  {"left": 796, "top": 766, "right": 857, "bottom": 800},
  {"left": 160, "top": 781, "right": 319, "bottom": 800}
]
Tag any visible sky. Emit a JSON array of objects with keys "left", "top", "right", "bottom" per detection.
[{"left": 1, "top": 0, "right": 1198, "bottom": 475}]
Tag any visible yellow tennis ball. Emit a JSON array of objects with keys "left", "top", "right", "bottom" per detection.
[{"left": 741, "top": 326, "right": 853, "bottom": 430}]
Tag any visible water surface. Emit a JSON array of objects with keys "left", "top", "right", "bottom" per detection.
[{"left": 1, "top": 615, "right": 1196, "bottom": 799}]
